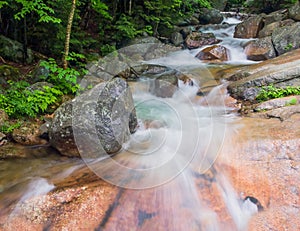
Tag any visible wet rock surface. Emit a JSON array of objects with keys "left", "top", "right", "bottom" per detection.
[
  {"left": 225, "top": 49, "right": 300, "bottom": 100},
  {"left": 244, "top": 36, "right": 276, "bottom": 61},
  {"left": 1, "top": 113, "right": 299, "bottom": 230},
  {"left": 234, "top": 15, "right": 264, "bottom": 38},
  {"left": 195, "top": 45, "right": 230, "bottom": 62},
  {"left": 185, "top": 32, "right": 221, "bottom": 49},
  {"left": 49, "top": 78, "right": 137, "bottom": 157},
  {"left": 220, "top": 115, "right": 300, "bottom": 231}
]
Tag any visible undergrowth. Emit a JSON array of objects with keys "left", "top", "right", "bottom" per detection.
[{"left": 256, "top": 85, "right": 300, "bottom": 101}]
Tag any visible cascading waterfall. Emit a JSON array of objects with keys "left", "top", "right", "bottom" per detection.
[{"left": 0, "top": 17, "right": 260, "bottom": 230}]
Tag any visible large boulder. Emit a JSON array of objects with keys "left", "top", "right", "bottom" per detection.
[
  {"left": 198, "top": 8, "right": 224, "bottom": 25},
  {"left": 0, "top": 65, "right": 21, "bottom": 89},
  {"left": 226, "top": 49, "right": 300, "bottom": 101},
  {"left": 263, "top": 10, "right": 286, "bottom": 26},
  {"left": 244, "top": 36, "right": 276, "bottom": 61},
  {"left": 49, "top": 78, "right": 138, "bottom": 157},
  {"left": 289, "top": 2, "right": 300, "bottom": 21},
  {"left": 195, "top": 45, "right": 230, "bottom": 62},
  {"left": 258, "top": 19, "right": 294, "bottom": 38},
  {"left": 234, "top": 15, "right": 264, "bottom": 38},
  {"left": 185, "top": 32, "right": 221, "bottom": 49},
  {"left": 0, "top": 35, "right": 33, "bottom": 63},
  {"left": 271, "top": 22, "right": 300, "bottom": 55},
  {"left": 82, "top": 37, "right": 180, "bottom": 90}
]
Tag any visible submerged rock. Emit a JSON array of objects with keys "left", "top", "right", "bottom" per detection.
[
  {"left": 49, "top": 78, "right": 137, "bottom": 157},
  {"left": 150, "top": 69, "right": 179, "bottom": 98}
]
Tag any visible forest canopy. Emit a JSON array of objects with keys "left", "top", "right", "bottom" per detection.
[{"left": 0, "top": 0, "right": 297, "bottom": 61}]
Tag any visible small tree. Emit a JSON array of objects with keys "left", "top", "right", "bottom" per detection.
[{"left": 62, "top": 0, "right": 77, "bottom": 69}]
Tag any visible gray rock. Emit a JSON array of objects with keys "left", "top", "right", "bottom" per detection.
[
  {"left": 289, "top": 2, "right": 300, "bottom": 21},
  {"left": 170, "top": 32, "right": 184, "bottom": 46},
  {"left": 227, "top": 49, "right": 300, "bottom": 101},
  {"left": 199, "top": 8, "right": 224, "bottom": 25},
  {"left": 0, "top": 65, "right": 21, "bottom": 89},
  {"left": 27, "top": 82, "right": 54, "bottom": 92},
  {"left": 244, "top": 36, "right": 276, "bottom": 61},
  {"left": 185, "top": 32, "right": 221, "bottom": 49},
  {"left": 0, "top": 35, "right": 33, "bottom": 63},
  {"left": 83, "top": 37, "right": 179, "bottom": 90},
  {"left": 150, "top": 69, "right": 179, "bottom": 98},
  {"left": 234, "top": 15, "right": 264, "bottom": 38},
  {"left": 255, "top": 96, "right": 300, "bottom": 111},
  {"left": 265, "top": 104, "right": 300, "bottom": 121},
  {"left": 272, "top": 22, "right": 300, "bottom": 55},
  {"left": 258, "top": 19, "right": 294, "bottom": 38},
  {"left": 263, "top": 10, "right": 286, "bottom": 26},
  {"left": 49, "top": 78, "right": 137, "bottom": 157}
]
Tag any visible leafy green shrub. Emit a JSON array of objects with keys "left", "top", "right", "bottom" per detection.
[
  {"left": 39, "top": 55, "right": 87, "bottom": 94},
  {"left": 0, "top": 80, "right": 62, "bottom": 118},
  {"left": 256, "top": 85, "right": 300, "bottom": 101}
]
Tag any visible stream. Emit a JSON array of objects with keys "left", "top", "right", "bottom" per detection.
[{"left": 1, "top": 18, "right": 264, "bottom": 230}]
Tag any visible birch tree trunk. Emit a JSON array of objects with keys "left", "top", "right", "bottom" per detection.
[{"left": 63, "top": 0, "right": 77, "bottom": 69}]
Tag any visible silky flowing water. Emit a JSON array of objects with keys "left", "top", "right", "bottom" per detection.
[{"left": 0, "top": 18, "right": 261, "bottom": 230}]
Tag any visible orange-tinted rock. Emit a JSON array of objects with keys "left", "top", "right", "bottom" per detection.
[
  {"left": 244, "top": 36, "right": 276, "bottom": 61},
  {"left": 196, "top": 45, "right": 230, "bottom": 62},
  {"left": 219, "top": 115, "right": 300, "bottom": 231}
]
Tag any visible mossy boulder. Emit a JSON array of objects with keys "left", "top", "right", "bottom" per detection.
[{"left": 0, "top": 35, "right": 33, "bottom": 63}]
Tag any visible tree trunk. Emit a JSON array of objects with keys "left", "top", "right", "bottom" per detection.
[
  {"left": 129, "top": 0, "right": 132, "bottom": 15},
  {"left": 23, "top": 17, "right": 28, "bottom": 63},
  {"left": 63, "top": 0, "right": 77, "bottom": 69}
]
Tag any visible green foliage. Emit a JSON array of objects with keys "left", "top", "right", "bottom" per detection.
[
  {"left": 0, "top": 1, "right": 8, "bottom": 8},
  {"left": 91, "top": 0, "right": 111, "bottom": 20},
  {"left": 285, "top": 97, "right": 297, "bottom": 106},
  {"left": 0, "top": 80, "right": 62, "bottom": 118},
  {"left": 256, "top": 85, "right": 300, "bottom": 101},
  {"left": 14, "top": 0, "right": 61, "bottom": 23},
  {"left": 39, "top": 56, "right": 87, "bottom": 94},
  {"left": 0, "top": 121, "right": 22, "bottom": 133},
  {"left": 284, "top": 43, "right": 293, "bottom": 51},
  {"left": 115, "top": 14, "right": 142, "bottom": 39},
  {"left": 100, "top": 44, "right": 116, "bottom": 56}
]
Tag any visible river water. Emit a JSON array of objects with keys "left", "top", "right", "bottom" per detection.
[{"left": 0, "top": 18, "right": 260, "bottom": 230}]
